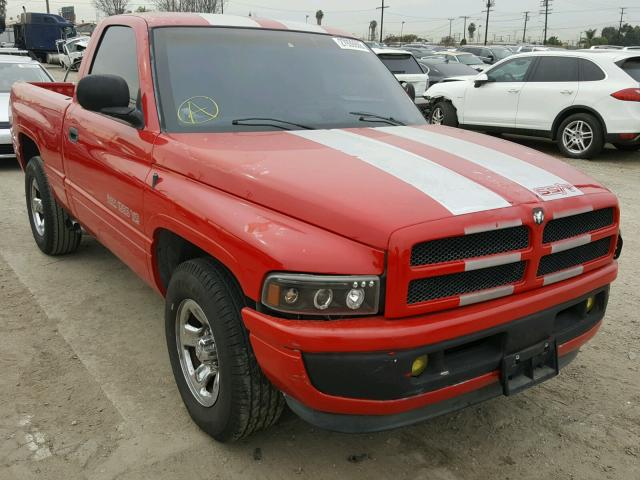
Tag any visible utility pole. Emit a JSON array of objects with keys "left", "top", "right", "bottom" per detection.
[
  {"left": 522, "top": 11, "right": 530, "bottom": 43},
  {"left": 460, "top": 15, "right": 470, "bottom": 41},
  {"left": 45, "top": 0, "right": 50, "bottom": 13},
  {"left": 483, "top": 0, "right": 494, "bottom": 46},
  {"left": 306, "top": 15, "right": 309, "bottom": 23},
  {"left": 221, "top": 0, "right": 224, "bottom": 14},
  {"left": 540, "top": 0, "right": 552, "bottom": 45},
  {"left": 376, "top": 0, "right": 390, "bottom": 43},
  {"left": 448, "top": 17, "right": 455, "bottom": 40},
  {"left": 400, "top": 21, "right": 405, "bottom": 43},
  {"left": 618, "top": 7, "right": 626, "bottom": 44}
]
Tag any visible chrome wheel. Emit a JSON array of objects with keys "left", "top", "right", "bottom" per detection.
[
  {"left": 30, "top": 178, "right": 45, "bottom": 237},
  {"left": 431, "top": 107, "right": 445, "bottom": 125},
  {"left": 562, "top": 120, "right": 593, "bottom": 154},
  {"left": 176, "top": 299, "right": 220, "bottom": 407}
]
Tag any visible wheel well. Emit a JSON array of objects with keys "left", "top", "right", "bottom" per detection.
[
  {"left": 18, "top": 134, "right": 40, "bottom": 168},
  {"left": 551, "top": 107, "right": 607, "bottom": 141},
  {"left": 153, "top": 229, "right": 248, "bottom": 303}
]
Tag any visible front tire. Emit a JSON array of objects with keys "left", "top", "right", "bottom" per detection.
[
  {"left": 557, "top": 113, "right": 604, "bottom": 159},
  {"left": 25, "top": 156, "right": 81, "bottom": 255},
  {"left": 429, "top": 101, "right": 459, "bottom": 127},
  {"left": 165, "top": 258, "right": 284, "bottom": 442}
]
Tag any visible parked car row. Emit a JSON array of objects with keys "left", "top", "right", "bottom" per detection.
[{"left": 425, "top": 50, "right": 640, "bottom": 158}]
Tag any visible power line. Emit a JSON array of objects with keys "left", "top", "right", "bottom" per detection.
[{"left": 540, "top": 0, "right": 553, "bottom": 44}]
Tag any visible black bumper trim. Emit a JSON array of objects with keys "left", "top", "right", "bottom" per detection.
[
  {"left": 304, "top": 286, "right": 609, "bottom": 401},
  {"left": 286, "top": 351, "right": 578, "bottom": 434}
]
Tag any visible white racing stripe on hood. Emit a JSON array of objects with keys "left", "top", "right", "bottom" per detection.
[
  {"left": 278, "top": 20, "right": 328, "bottom": 33},
  {"left": 291, "top": 129, "right": 510, "bottom": 215},
  {"left": 198, "top": 14, "right": 261, "bottom": 28},
  {"left": 380, "top": 126, "right": 583, "bottom": 201}
]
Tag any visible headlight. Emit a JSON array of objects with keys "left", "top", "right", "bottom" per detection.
[{"left": 262, "top": 273, "right": 381, "bottom": 316}]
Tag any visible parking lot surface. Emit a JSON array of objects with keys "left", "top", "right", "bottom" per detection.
[{"left": 0, "top": 66, "right": 639, "bottom": 480}]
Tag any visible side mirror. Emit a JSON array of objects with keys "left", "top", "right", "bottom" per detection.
[
  {"left": 474, "top": 73, "right": 490, "bottom": 88},
  {"left": 76, "top": 74, "right": 143, "bottom": 128}
]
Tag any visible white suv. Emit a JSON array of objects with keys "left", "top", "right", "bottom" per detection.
[{"left": 425, "top": 51, "right": 640, "bottom": 158}]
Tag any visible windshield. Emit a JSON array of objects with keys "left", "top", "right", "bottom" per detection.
[
  {"left": 491, "top": 47, "right": 512, "bottom": 60},
  {"left": 152, "top": 28, "right": 425, "bottom": 133},
  {"left": 0, "top": 63, "right": 50, "bottom": 91},
  {"left": 457, "top": 54, "right": 483, "bottom": 65}
]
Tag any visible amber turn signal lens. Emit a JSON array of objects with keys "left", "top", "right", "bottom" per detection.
[{"left": 411, "top": 355, "right": 429, "bottom": 377}]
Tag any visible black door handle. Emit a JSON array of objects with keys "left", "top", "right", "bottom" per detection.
[{"left": 69, "top": 127, "right": 79, "bottom": 143}]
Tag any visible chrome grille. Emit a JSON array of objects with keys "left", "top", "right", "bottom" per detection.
[{"left": 411, "top": 225, "right": 529, "bottom": 266}]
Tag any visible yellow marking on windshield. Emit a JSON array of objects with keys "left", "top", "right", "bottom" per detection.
[{"left": 177, "top": 96, "right": 220, "bottom": 125}]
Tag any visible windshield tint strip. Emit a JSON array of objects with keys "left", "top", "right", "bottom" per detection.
[
  {"left": 382, "top": 126, "right": 583, "bottom": 201},
  {"left": 197, "top": 14, "right": 261, "bottom": 28},
  {"left": 290, "top": 129, "right": 510, "bottom": 215}
]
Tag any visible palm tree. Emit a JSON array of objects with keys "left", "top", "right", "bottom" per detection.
[
  {"left": 468, "top": 22, "right": 476, "bottom": 41},
  {"left": 315, "top": 9, "right": 324, "bottom": 26},
  {"left": 369, "top": 20, "right": 378, "bottom": 41},
  {"left": 584, "top": 28, "right": 597, "bottom": 47}
]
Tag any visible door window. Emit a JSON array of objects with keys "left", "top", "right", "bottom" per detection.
[
  {"left": 529, "top": 57, "right": 579, "bottom": 82},
  {"left": 90, "top": 26, "right": 140, "bottom": 109},
  {"left": 487, "top": 57, "right": 534, "bottom": 82},
  {"left": 579, "top": 59, "right": 606, "bottom": 81}
]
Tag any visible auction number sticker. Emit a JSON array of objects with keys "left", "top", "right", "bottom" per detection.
[{"left": 333, "top": 37, "right": 369, "bottom": 52}]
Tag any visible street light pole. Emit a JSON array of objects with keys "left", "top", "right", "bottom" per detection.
[{"left": 400, "top": 21, "right": 405, "bottom": 43}]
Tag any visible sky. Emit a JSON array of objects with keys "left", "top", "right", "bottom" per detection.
[{"left": 5, "top": 0, "right": 640, "bottom": 44}]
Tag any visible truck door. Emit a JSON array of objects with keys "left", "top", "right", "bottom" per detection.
[{"left": 62, "top": 25, "right": 153, "bottom": 280}]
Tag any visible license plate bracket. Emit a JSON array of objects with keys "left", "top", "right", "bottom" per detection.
[{"left": 501, "top": 338, "right": 558, "bottom": 396}]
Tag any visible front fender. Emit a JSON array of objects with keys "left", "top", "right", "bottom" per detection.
[{"left": 144, "top": 168, "right": 386, "bottom": 300}]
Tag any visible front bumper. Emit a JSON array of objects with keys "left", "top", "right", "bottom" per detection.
[{"left": 243, "top": 262, "right": 616, "bottom": 430}]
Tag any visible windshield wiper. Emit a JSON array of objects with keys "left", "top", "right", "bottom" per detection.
[
  {"left": 231, "top": 117, "right": 312, "bottom": 131},
  {"left": 349, "top": 111, "right": 405, "bottom": 126}
]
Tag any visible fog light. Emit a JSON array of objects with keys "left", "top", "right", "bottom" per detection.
[
  {"left": 411, "top": 355, "right": 428, "bottom": 377},
  {"left": 346, "top": 288, "right": 365, "bottom": 310},
  {"left": 283, "top": 288, "right": 299, "bottom": 304},
  {"left": 586, "top": 296, "right": 596, "bottom": 313},
  {"left": 313, "top": 289, "right": 333, "bottom": 310}
]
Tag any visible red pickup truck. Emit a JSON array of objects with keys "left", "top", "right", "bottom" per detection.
[{"left": 11, "top": 13, "right": 622, "bottom": 442}]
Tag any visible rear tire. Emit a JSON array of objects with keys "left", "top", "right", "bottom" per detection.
[
  {"left": 25, "top": 156, "right": 81, "bottom": 255},
  {"left": 429, "top": 101, "right": 459, "bottom": 127},
  {"left": 557, "top": 113, "right": 604, "bottom": 159},
  {"left": 165, "top": 258, "right": 284, "bottom": 442},
  {"left": 613, "top": 142, "right": 640, "bottom": 152}
]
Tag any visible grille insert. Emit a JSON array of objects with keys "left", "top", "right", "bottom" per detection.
[
  {"left": 537, "top": 237, "right": 611, "bottom": 276},
  {"left": 411, "top": 226, "right": 529, "bottom": 267},
  {"left": 543, "top": 208, "right": 614, "bottom": 244},
  {"left": 407, "top": 261, "right": 526, "bottom": 304}
]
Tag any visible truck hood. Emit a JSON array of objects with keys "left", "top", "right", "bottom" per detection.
[{"left": 157, "top": 125, "right": 607, "bottom": 249}]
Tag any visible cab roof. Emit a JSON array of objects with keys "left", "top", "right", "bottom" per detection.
[{"left": 125, "top": 12, "right": 352, "bottom": 37}]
